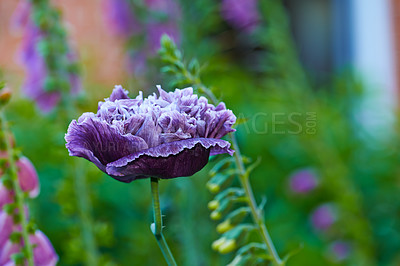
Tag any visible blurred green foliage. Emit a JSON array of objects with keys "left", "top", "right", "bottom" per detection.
[{"left": 2, "top": 0, "right": 400, "bottom": 265}]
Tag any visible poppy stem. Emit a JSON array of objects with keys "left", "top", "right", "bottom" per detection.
[{"left": 150, "top": 177, "right": 177, "bottom": 266}]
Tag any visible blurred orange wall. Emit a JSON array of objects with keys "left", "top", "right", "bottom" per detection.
[{"left": 0, "top": 0, "right": 128, "bottom": 91}]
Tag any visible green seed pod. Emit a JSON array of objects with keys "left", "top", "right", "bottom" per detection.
[
  {"left": 212, "top": 237, "right": 227, "bottom": 251},
  {"left": 210, "top": 196, "right": 234, "bottom": 220},
  {"left": 222, "top": 224, "right": 255, "bottom": 249},
  {"left": 218, "top": 239, "right": 236, "bottom": 254},
  {"left": 207, "top": 200, "right": 219, "bottom": 211},
  {"left": 217, "top": 207, "right": 250, "bottom": 234},
  {"left": 206, "top": 172, "right": 234, "bottom": 194}
]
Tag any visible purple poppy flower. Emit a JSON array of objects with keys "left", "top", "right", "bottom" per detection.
[
  {"left": 328, "top": 240, "right": 351, "bottom": 261},
  {"left": 0, "top": 230, "right": 58, "bottom": 266},
  {"left": 65, "top": 85, "right": 236, "bottom": 182},
  {"left": 102, "top": 0, "right": 139, "bottom": 37},
  {"left": 310, "top": 204, "right": 337, "bottom": 231},
  {"left": 221, "top": 0, "right": 260, "bottom": 32},
  {"left": 289, "top": 168, "right": 318, "bottom": 194}
]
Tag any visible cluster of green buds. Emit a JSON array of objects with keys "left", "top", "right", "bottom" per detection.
[{"left": 207, "top": 156, "right": 272, "bottom": 264}]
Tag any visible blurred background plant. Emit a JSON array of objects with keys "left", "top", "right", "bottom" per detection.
[{"left": 0, "top": 0, "right": 399, "bottom": 265}]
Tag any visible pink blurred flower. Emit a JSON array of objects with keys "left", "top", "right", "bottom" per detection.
[
  {"left": 221, "top": 0, "right": 260, "bottom": 32},
  {"left": 0, "top": 231, "right": 58, "bottom": 266},
  {"left": 310, "top": 204, "right": 337, "bottom": 231},
  {"left": 0, "top": 211, "right": 13, "bottom": 248},
  {"left": 289, "top": 168, "right": 318, "bottom": 194},
  {"left": 16, "top": 157, "right": 39, "bottom": 198},
  {"left": 0, "top": 156, "right": 40, "bottom": 209},
  {"left": 0, "top": 185, "right": 13, "bottom": 209}
]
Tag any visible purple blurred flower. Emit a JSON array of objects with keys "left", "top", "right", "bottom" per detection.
[
  {"left": 13, "top": 1, "right": 81, "bottom": 113},
  {"left": 289, "top": 168, "right": 318, "bottom": 194},
  {"left": 221, "top": 0, "right": 260, "bottom": 32},
  {"left": 66, "top": 85, "right": 236, "bottom": 182},
  {"left": 102, "top": 0, "right": 139, "bottom": 37},
  {"left": 0, "top": 230, "right": 58, "bottom": 266},
  {"left": 147, "top": 22, "right": 180, "bottom": 53},
  {"left": 145, "top": 0, "right": 180, "bottom": 52},
  {"left": 310, "top": 204, "right": 337, "bottom": 231},
  {"left": 328, "top": 240, "right": 351, "bottom": 261}
]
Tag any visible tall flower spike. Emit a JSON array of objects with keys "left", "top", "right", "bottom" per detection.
[
  {"left": 65, "top": 85, "right": 236, "bottom": 182},
  {"left": 13, "top": 0, "right": 81, "bottom": 113}
]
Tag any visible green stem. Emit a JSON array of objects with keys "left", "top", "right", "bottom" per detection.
[
  {"left": 229, "top": 134, "right": 283, "bottom": 266},
  {"left": 197, "top": 85, "right": 284, "bottom": 265},
  {"left": 73, "top": 160, "right": 99, "bottom": 266},
  {"left": 1, "top": 113, "right": 34, "bottom": 266},
  {"left": 150, "top": 178, "right": 177, "bottom": 266}
]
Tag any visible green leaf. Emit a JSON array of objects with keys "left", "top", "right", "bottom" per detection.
[{"left": 243, "top": 157, "right": 262, "bottom": 180}]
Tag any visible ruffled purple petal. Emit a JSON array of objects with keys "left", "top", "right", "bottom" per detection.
[
  {"left": 65, "top": 115, "right": 148, "bottom": 172},
  {"left": 108, "top": 85, "right": 130, "bottom": 101},
  {"left": 106, "top": 138, "right": 233, "bottom": 182}
]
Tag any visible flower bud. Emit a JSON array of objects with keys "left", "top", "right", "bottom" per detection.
[
  {"left": 0, "top": 87, "right": 12, "bottom": 106},
  {"left": 217, "top": 207, "right": 250, "bottom": 233},
  {"left": 210, "top": 197, "right": 234, "bottom": 221},
  {"left": 207, "top": 200, "right": 219, "bottom": 210},
  {"left": 210, "top": 210, "right": 222, "bottom": 220},
  {"left": 212, "top": 237, "right": 226, "bottom": 251},
  {"left": 218, "top": 239, "right": 236, "bottom": 254},
  {"left": 206, "top": 172, "right": 234, "bottom": 194},
  {"left": 16, "top": 156, "right": 40, "bottom": 198},
  {"left": 223, "top": 224, "right": 255, "bottom": 248},
  {"left": 216, "top": 220, "right": 234, "bottom": 234}
]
